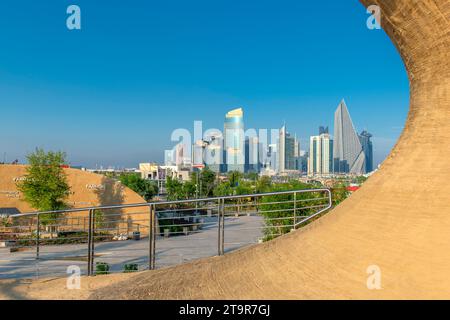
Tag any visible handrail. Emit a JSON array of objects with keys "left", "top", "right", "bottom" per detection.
[
  {"left": 1, "top": 188, "right": 333, "bottom": 279},
  {"left": 11, "top": 188, "right": 331, "bottom": 218},
  {"left": 294, "top": 188, "right": 332, "bottom": 227}
]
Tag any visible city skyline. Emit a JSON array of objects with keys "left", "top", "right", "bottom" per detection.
[
  {"left": 1, "top": 100, "right": 378, "bottom": 171},
  {"left": 0, "top": 0, "right": 408, "bottom": 168},
  {"left": 163, "top": 101, "right": 372, "bottom": 176}
]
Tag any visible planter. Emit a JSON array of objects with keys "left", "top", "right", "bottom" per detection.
[
  {"left": 0, "top": 241, "right": 15, "bottom": 248},
  {"left": 132, "top": 231, "right": 141, "bottom": 241}
]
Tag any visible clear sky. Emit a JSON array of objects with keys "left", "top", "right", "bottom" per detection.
[{"left": 0, "top": 0, "right": 409, "bottom": 168}]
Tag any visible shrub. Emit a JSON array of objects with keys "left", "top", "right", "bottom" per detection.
[
  {"left": 95, "top": 262, "right": 110, "bottom": 275},
  {"left": 123, "top": 263, "right": 138, "bottom": 273}
]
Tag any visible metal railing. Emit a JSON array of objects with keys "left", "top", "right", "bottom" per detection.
[{"left": 0, "top": 188, "right": 331, "bottom": 279}]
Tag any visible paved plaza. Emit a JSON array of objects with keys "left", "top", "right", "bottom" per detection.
[{"left": 0, "top": 215, "right": 264, "bottom": 279}]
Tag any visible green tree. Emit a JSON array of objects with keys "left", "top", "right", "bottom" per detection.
[
  {"left": 331, "top": 183, "right": 350, "bottom": 206},
  {"left": 191, "top": 166, "right": 217, "bottom": 197},
  {"left": 244, "top": 172, "right": 259, "bottom": 181},
  {"left": 256, "top": 175, "right": 272, "bottom": 193},
  {"left": 212, "top": 171, "right": 244, "bottom": 196},
  {"left": 353, "top": 176, "right": 368, "bottom": 185},
  {"left": 182, "top": 180, "right": 197, "bottom": 199},
  {"left": 165, "top": 176, "right": 196, "bottom": 200},
  {"left": 16, "top": 148, "right": 71, "bottom": 227},
  {"left": 166, "top": 176, "right": 184, "bottom": 200},
  {"left": 235, "top": 180, "right": 253, "bottom": 195},
  {"left": 228, "top": 171, "right": 242, "bottom": 188},
  {"left": 259, "top": 180, "right": 328, "bottom": 241},
  {"left": 119, "top": 173, "right": 158, "bottom": 201},
  {"left": 213, "top": 181, "right": 233, "bottom": 197}
]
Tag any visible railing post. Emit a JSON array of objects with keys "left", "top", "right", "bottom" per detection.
[
  {"left": 36, "top": 213, "right": 40, "bottom": 260},
  {"left": 91, "top": 209, "right": 95, "bottom": 275},
  {"left": 148, "top": 204, "right": 155, "bottom": 270},
  {"left": 293, "top": 192, "right": 297, "bottom": 228},
  {"left": 87, "top": 209, "right": 92, "bottom": 276},
  {"left": 87, "top": 209, "right": 95, "bottom": 276},
  {"left": 152, "top": 204, "right": 157, "bottom": 269},
  {"left": 148, "top": 204, "right": 152, "bottom": 270},
  {"left": 217, "top": 198, "right": 222, "bottom": 256},
  {"left": 328, "top": 189, "right": 333, "bottom": 208},
  {"left": 221, "top": 198, "right": 225, "bottom": 255}
]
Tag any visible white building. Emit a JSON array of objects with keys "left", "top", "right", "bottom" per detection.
[{"left": 308, "top": 133, "right": 333, "bottom": 177}]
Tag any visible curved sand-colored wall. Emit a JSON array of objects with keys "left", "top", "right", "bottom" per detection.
[
  {"left": 0, "top": 164, "right": 149, "bottom": 234},
  {"left": 90, "top": 0, "right": 450, "bottom": 299}
]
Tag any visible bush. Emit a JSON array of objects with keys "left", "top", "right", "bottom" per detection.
[
  {"left": 95, "top": 262, "right": 110, "bottom": 275},
  {"left": 123, "top": 263, "right": 138, "bottom": 273},
  {"left": 259, "top": 180, "right": 330, "bottom": 241}
]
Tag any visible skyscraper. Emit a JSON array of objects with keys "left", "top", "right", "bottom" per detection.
[
  {"left": 319, "top": 126, "right": 329, "bottom": 135},
  {"left": 278, "top": 125, "right": 286, "bottom": 173},
  {"left": 262, "top": 143, "right": 278, "bottom": 174},
  {"left": 294, "top": 134, "right": 301, "bottom": 170},
  {"left": 359, "top": 130, "right": 374, "bottom": 173},
  {"left": 333, "top": 100, "right": 366, "bottom": 174},
  {"left": 206, "top": 131, "right": 223, "bottom": 173},
  {"left": 191, "top": 130, "right": 224, "bottom": 173},
  {"left": 308, "top": 130, "right": 333, "bottom": 176},
  {"left": 245, "top": 136, "right": 260, "bottom": 173},
  {"left": 299, "top": 150, "right": 308, "bottom": 174},
  {"left": 278, "top": 125, "right": 299, "bottom": 173},
  {"left": 224, "top": 108, "right": 245, "bottom": 173},
  {"left": 192, "top": 139, "right": 205, "bottom": 167}
]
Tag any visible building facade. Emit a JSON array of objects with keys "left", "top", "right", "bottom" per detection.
[
  {"left": 308, "top": 131, "right": 333, "bottom": 176},
  {"left": 278, "top": 125, "right": 300, "bottom": 174},
  {"left": 224, "top": 108, "right": 245, "bottom": 173},
  {"left": 245, "top": 136, "right": 261, "bottom": 173},
  {"left": 333, "top": 100, "right": 366, "bottom": 174},
  {"left": 359, "top": 130, "right": 374, "bottom": 173}
]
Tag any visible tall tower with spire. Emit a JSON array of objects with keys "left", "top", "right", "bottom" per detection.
[{"left": 333, "top": 99, "right": 366, "bottom": 174}]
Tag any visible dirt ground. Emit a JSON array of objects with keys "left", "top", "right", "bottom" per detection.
[{"left": 0, "top": 273, "right": 134, "bottom": 300}]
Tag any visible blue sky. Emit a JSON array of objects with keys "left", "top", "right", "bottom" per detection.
[{"left": 0, "top": 0, "right": 409, "bottom": 168}]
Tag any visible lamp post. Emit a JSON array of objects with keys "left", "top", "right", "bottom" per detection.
[{"left": 192, "top": 164, "right": 205, "bottom": 212}]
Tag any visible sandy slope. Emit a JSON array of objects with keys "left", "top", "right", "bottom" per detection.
[{"left": 0, "top": 273, "right": 132, "bottom": 300}]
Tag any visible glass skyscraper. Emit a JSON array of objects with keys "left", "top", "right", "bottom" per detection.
[
  {"left": 359, "top": 130, "right": 374, "bottom": 173},
  {"left": 224, "top": 108, "right": 245, "bottom": 173},
  {"left": 244, "top": 136, "right": 261, "bottom": 173},
  {"left": 333, "top": 100, "right": 366, "bottom": 175},
  {"left": 278, "top": 125, "right": 299, "bottom": 173}
]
